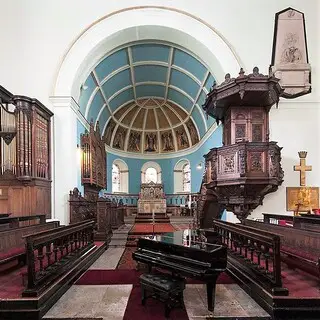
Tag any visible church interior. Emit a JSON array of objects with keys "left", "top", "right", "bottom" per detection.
[{"left": 0, "top": 1, "right": 319, "bottom": 319}]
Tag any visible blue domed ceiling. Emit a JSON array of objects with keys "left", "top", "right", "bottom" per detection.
[{"left": 78, "top": 42, "right": 216, "bottom": 154}]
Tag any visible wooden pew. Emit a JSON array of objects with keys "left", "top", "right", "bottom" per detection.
[
  {"left": 0, "top": 214, "right": 46, "bottom": 231},
  {"left": 263, "top": 213, "right": 293, "bottom": 226},
  {"left": 207, "top": 219, "right": 288, "bottom": 296},
  {"left": 0, "top": 221, "right": 60, "bottom": 267},
  {"left": 263, "top": 212, "right": 320, "bottom": 231},
  {"left": 243, "top": 219, "right": 320, "bottom": 278}
]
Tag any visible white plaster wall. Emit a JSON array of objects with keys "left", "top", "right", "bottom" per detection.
[
  {"left": 251, "top": 102, "right": 320, "bottom": 218},
  {"left": 0, "top": 1, "right": 318, "bottom": 103},
  {"left": 0, "top": 0, "right": 318, "bottom": 221}
]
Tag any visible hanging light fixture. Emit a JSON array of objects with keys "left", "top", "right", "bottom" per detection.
[{"left": 196, "top": 162, "right": 203, "bottom": 170}]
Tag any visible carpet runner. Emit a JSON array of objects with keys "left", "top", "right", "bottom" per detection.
[
  {"left": 123, "top": 285, "right": 188, "bottom": 320},
  {"left": 76, "top": 269, "right": 236, "bottom": 286},
  {"left": 129, "top": 223, "right": 177, "bottom": 234},
  {"left": 126, "top": 222, "right": 177, "bottom": 247}
]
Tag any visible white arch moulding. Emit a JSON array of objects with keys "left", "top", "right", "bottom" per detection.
[
  {"left": 53, "top": 6, "right": 242, "bottom": 100},
  {"left": 141, "top": 161, "right": 162, "bottom": 184},
  {"left": 51, "top": 6, "right": 242, "bottom": 224}
]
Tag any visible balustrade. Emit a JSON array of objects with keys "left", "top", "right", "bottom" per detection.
[
  {"left": 23, "top": 220, "right": 95, "bottom": 297},
  {"left": 210, "top": 219, "right": 285, "bottom": 294}
]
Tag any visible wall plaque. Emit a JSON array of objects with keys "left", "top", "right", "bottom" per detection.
[{"left": 270, "top": 7, "right": 311, "bottom": 98}]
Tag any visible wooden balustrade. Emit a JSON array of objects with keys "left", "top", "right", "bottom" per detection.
[
  {"left": 209, "top": 219, "right": 287, "bottom": 295},
  {"left": 23, "top": 220, "right": 95, "bottom": 297}
]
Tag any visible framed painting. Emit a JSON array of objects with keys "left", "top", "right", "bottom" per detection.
[{"left": 286, "top": 187, "right": 319, "bottom": 212}]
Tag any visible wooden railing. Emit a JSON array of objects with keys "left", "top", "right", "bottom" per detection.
[
  {"left": 23, "top": 220, "right": 95, "bottom": 297},
  {"left": 210, "top": 219, "right": 286, "bottom": 295}
]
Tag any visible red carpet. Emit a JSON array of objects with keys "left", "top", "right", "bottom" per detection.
[
  {"left": 75, "top": 269, "right": 235, "bottom": 286},
  {"left": 123, "top": 285, "right": 188, "bottom": 320},
  {"left": 130, "top": 223, "right": 176, "bottom": 234},
  {"left": 117, "top": 247, "right": 137, "bottom": 269},
  {"left": 0, "top": 242, "right": 105, "bottom": 299},
  {"left": 281, "top": 266, "right": 320, "bottom": 297}
]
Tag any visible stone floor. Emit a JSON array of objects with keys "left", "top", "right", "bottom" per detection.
[
  {"left": 108, "top": 224, "right": 132, "bottom": 248},
  {"left": 44, "top": 219, "right": 271, "bottom": 320}
]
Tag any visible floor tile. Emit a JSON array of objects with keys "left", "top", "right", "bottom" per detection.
[
  {"left": 44, "top": 285, "right": 132, "bottom": 320},
  {"left": 184, "top": 284, "right": 269, "bottom": 319},
  {"left": 89, "top": 248, "right": 125, "bottom": 270}
]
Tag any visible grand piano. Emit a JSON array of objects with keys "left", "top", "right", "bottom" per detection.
[{"left": 132, "top": 230, "right": 227, "bottom": 312}]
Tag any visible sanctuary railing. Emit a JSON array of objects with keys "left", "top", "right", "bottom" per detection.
[
  {"left": 100, "top": 192, "right": 200, "bottom": 207},
  {"left": 100, "top": 192, "right": 139, "bottom": 206}
]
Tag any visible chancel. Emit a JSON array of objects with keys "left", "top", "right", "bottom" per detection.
[{"left": 0, "top": 2, "right": 319, "bottom": 320}]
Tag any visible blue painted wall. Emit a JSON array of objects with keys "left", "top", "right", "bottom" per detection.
[{"left": 105, "top": 125, "right": 222, "bottom": 194}]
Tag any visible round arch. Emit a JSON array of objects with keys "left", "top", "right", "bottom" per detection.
[
  {"left": 141, "top": 161, "right": 162, "bottom": 184},
  {"left": 174, "top": 159, "right": 191, "bottom": 193},
  {"left": 51, "top": 6, "right": 242, "bottom": 224},
  {"left": 53, "top": 6, "right": 242, "bottom": 99},
  {"left": 113, "top": 158, "right": 129, "bottom": 193}
]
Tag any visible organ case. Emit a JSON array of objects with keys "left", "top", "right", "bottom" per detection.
[
  {"left": 0, "top": 85, "right": 53, "bottom": 217},
  {"left": 80, "top": 121, "right": 106, "bottom": 199}
]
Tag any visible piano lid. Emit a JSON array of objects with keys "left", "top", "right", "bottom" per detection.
[{"left": 142, "top": 229, "right": 222, "bottom": 253}]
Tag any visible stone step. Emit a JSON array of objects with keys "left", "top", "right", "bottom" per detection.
[{"left": 108, "top": 239, "right": 127, "bottom": 247}]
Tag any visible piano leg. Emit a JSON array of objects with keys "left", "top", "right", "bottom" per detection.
[
  {"left": 206, "top": 276, "right": 219, "bottom": 312},
  {"left": 141, "top": 287, "right": 146, "bottom": 305}
]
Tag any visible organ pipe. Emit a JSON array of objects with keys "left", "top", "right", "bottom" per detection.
[{"left": 0, "top": 94, "right": 52, "bottom": 180}]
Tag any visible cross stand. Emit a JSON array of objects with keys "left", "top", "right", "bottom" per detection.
[{"left": 294, "top": 151, "right": 312, "bottom": 187}]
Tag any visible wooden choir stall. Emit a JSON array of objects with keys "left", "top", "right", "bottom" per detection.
[{"left": 0, "top": 85, "right": 53, "bottom": 217}]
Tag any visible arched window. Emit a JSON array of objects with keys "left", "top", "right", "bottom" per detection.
[
  {"left": 145, "top": 167, "right": 157, "bottom": 183},
  {"left": 112, "top": 164, "right": 120, "bottom": 192},
  {"left": 174, "top": 159, "right": 191, "bottom": 193},
  {"left": 182, "top": 163, "right": 191, "bottom": 192},
  {"left": 112, "top": 159, "right": 129, "bottom": 193},
  {"left": 141, "top": 161, "right": 162, "bottom": 184}
]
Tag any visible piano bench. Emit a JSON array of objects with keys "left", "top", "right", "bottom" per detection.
[{"left": 139, "top": 273, "right": 186, "bottom": 318}]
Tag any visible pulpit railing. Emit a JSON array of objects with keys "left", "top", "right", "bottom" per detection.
[
  {"left": 204, "top": 141, "right": 282, "bottom": 184},
  {"left": 23, "top": 220, "right": 95, "bottom": 297}
]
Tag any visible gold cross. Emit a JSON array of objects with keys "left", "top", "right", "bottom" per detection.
[{"left": 294, "top": 151, "right": 312, "bottom": 186}]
